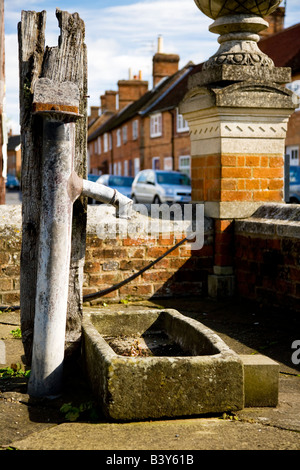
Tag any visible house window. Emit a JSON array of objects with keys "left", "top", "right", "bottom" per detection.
[
  {"left": 176, "top": 108, "right": 189, "bottom": 133},
  {"left": 97, "top": 136, "right": 101, "bottom": 154},
  {"left": 113, "top": 162, "right": 117, "bottom": 175},
  {"left": 117, "top": 161, "right": 122, "bottom": 176},
  {"left": 122, "top": 126, "right": 128, "bottom": 144},
  {"left": 124, "top": 160, "right": 128, "bottom": 176},
  {"left": 129, "top": 160, "right": 133, "bottom": 176},
  {"left": 286, "top": 146, "right": 299, "bottom": 166},
  {"left": 117, "top": 129, "right": 121, "bottom": 147},
  {"left": 109, "top": 134, "right": 112, "bottom": 150},
  {"left": 103, "top": 133, "right": 108, "bottom": 153},
  {"left": 150, "top": 113, "right": 162, "bottom": 138},
  {"left": 179, "top": 155, "right": 191, "bottom": 177},
  {"left": 132, "top": 120, "right": 139, "bottom": 140},
  {"left": 134, "top": 158, "right": 140, "bottom": 175},
  {"left": 164, "top": 156, "right": 173, "bottom": 171},
  {"left": 152, "top": 157, "right": 160, "bottom": 170},
  {"left": 286, "top": 81, "right": 300, "bottom": 111}
]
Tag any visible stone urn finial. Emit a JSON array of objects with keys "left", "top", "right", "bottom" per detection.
[{"left": 194, "top": 0, "right": 282, "bottom": 68}]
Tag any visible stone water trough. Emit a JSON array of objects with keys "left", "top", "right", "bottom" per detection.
[{"left": 82, "top": 308, "right": 251, "bottom": 421}]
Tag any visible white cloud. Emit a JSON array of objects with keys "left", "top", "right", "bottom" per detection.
[{"left": 3, "top": 0, "right": 300, "bottom": 133}]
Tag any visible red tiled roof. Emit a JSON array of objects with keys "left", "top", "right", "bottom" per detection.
[
  {"left": 88, "top": 22, "right": 300, "bottom": 140},
  {"left": 259, "top": 22, "right": 300, "bottom": 73}
]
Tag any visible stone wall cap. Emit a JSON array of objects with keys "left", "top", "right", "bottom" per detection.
[{"left": 188, "top": 64, "right": 292, "bottom": 90}]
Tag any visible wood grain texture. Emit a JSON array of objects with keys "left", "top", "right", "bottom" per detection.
[{"left": 18, "top": 9, "right": 87, "bottom": 364}]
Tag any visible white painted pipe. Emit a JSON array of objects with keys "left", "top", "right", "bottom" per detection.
[
  {"left": 81, "top": 179, "right": 133, "bottom": 219},
  {"left": 27, "top": 118, "right": 76, "bottom": 398}
]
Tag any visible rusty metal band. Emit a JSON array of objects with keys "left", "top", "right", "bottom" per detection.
[
  {"left": 109, "top": 189, "right": 117, "bottom": 205},
  {"left": 32, "top": 102, "right": 79, "bottom": 114}
]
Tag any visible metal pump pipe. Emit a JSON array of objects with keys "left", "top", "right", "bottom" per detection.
[
  {"left": 27, "top": 78, "right": 132, "bottom": 398},
  {"left": 81, "top": 179, "right": 133, "bottom": 219},
  {"left": 27, "top": 80, "right": 82, "bottom": 398}
]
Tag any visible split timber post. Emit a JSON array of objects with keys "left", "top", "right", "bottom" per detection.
[
  {"left": 18, "top": 10, "right": 88, "bottom": 367},
  {"left": 19, "top": 10, "right": 133, "bottom": 397}
]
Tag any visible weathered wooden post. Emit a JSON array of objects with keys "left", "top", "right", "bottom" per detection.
[
  {"left": 19, "top": 11, "right": 133, "bottom": 396},
  {"left": 18, "top": 9, "right": 88, "bottom": 365}
]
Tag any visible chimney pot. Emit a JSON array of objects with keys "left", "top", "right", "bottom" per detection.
[{"left": 158, "top": 35, "right": 163, "bottom": 53}]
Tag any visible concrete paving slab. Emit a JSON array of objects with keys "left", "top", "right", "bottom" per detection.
[
  {"left": 8, "top": 415, "right": 300, "bottom": 451},
  {"left": 1, "top": 298, "right": 300, "bottom": 451}
]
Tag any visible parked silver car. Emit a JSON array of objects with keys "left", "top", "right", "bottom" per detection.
[
  {"left": 131, "top": 170, "right": 191, "bottom": 204},
  {"left": 96, "top": 174, "right": 134, "bottom": 199}
]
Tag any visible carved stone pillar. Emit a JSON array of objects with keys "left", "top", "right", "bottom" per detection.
[{"left": 180, "top": 0, "right": 299, "bottom": 298}]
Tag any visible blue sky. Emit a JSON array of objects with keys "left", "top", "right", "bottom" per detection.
[{"left": 4, "top": 0, "right": 300, "bottom": 133}]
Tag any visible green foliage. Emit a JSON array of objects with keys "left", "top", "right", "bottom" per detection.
[
  {"left": 60, "top": 401, "right": 100, "bottom": 423},
  {"left": 220, "top": 412, "right": 239, "bottom": 421},
  {"left": 0, "top": 363, "right": 30, "bottom": 378},
  {"left": 10, "top": 328, "right": 22, "bottom": 339}
]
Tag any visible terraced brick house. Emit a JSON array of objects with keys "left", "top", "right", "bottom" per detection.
[
  {"left": 87, "top": 8, "right": 300, "bottom": 180},
  {"left": 87, "top": 40, "right": 195, "bottom": 178}
]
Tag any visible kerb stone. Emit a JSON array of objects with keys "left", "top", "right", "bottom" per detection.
[{"left": 240, "top": 354, "right": 279, "bottom": 407}]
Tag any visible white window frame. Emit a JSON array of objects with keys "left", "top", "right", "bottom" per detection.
[
  {"left": 286, "top": 80, "right": 300, "bottom": 111},
  {"left": 117, "top": 161, "right": 122, "bottom": 176},
  {"left": 97, "top": 136, "right": 101, "bottom": 154},
  {"left": 179, "top": 155, "right": 191, "bottom": 177},
  {"left": 124, "top": 160, "right": 128, "bottom": 176},
  {"left": 134, "top": 157, "right": 140, "bottom": 176},
  {"left": 116, "top": 129, "right": 121, "bottom": 147},
  {"left": 150, "top": 113, "right": 162, "bottom": 138},
  {"left": 122, "top": 125, "right": 128, "bottom": 144},
  {"left": 103, "top": 133, "right": 108, "bottom": 153},
  {"left": 132, "top": 119, "right": 139, "bottom": 140},
  {"left": 286, "top": 145, "right": 299, "bottom": 166},
  {"left": 164, "top": 156, "right": 173, "bottom": 171},
  {"left": 176, "top": 108, "right": 189, "bottom": 133}
]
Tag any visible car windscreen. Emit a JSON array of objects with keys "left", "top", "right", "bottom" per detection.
[
  {"left": 156, "top": 172, "right": 190, "bottom": 186},
  {"left": 109, "top": 176, "right": 134, "bottom": 187}
]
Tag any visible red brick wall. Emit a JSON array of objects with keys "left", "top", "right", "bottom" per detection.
[
  {"left": 83, "top": 232, "right": 214, "bottom": 303},
  {"left": 1, "top": 206, "right": 299, "bottom": 313},
  {"left": 0, "top": 207, "right": 214, "bottom": 306},
  {"left": 0, "top": 227, "right": 21, "bottom": 306},
  {"left": 191, "top": 153, "right": 284, "bottom": 204},
  {"left": 235, "top": 208, "right": 300, "bottom": 312}
]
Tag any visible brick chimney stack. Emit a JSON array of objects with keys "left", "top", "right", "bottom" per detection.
[
  {"left": 101, "top": 90, "right": 117, "bottom": 113},
  {"left": 152, "top": 35, "right": 179, "bottom": 87},
  {"left": 88, "top": 106, "right": 100, "bottom": 124},
  {"left": 260, "top": 6, "right": 285, "bottom": 38},
  {"left": 117, "top": 70, "right": 148, "bottom": 110}
]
